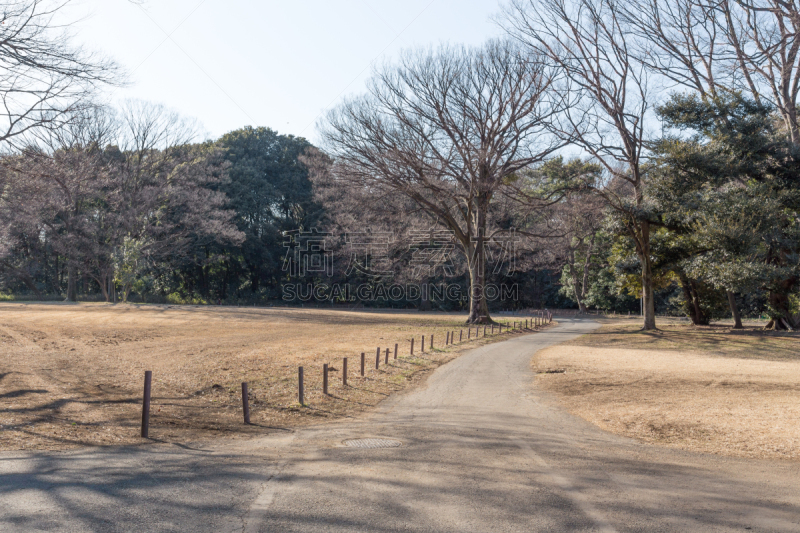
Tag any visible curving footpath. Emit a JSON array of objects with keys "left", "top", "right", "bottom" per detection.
[{"left": 1, "top": 318, "right": 798, "bottom": 532}]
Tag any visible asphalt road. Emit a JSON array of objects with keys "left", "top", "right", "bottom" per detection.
[{"left": 2, "top": 318, "right": 798, "bottom": 532}]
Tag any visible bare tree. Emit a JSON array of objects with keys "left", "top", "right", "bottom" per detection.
[
  {"left": 501, "top": 0, "right": 659, "bottom": 329},
  {"left": 719, "top": 0, "right": 800, "bottom": 143},
  {"left": 0, "top": 1, "right": 120, "bottom": 148},
  {"left": 320, "top": 40, "right": 562, "bottom": 323},
  {"left": 622, "top": 0, "right": 800, "bottom": 126},
  {"left": 621, "top": 0, "right": 727, "bottom": 99}
]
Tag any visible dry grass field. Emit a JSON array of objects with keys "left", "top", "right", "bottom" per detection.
[
  {"left": 0, "top": 303, "right": 533, "bottom": 451},
  {"left": 534, "top": 319, "right": 800, "bottom": 460}
]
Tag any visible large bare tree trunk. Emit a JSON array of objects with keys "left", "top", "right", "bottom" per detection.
[
  {"left": 641, "top": 255, "right": 656, "bottom": 330},
  {"left": 467, "top": 202, "right": 492, "bottom": 324},
  {"left": 467, "top": 258, "right": 490, "bottom": 323},
  {"left": 727, "top": 290, "right": 743, "bottom": 329},
  {"left": 635, "top": 221, "right": 657, "bottom": 330}
]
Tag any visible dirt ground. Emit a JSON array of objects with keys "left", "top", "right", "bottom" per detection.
[
  {"left": 0, "top": 303, "right": 537, "bottom": 451},
  {"left": 534, "top": 318, "right": 800, "bottom": 460}
]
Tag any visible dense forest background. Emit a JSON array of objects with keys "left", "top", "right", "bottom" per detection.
[
  {"left": 0, "top": 112, "right": 760, "bottom": 318},
  {"left": 0, "top": 116, "right": 579, "bottom": 312}
]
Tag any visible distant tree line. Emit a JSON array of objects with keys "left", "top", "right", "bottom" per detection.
[{"left": 1, "top": 0, "right": 799, "bottom": 329}]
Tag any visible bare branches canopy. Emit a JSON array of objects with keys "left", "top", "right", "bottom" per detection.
[
  {"left": 321, "top": 39, "right": 563, "bottom": 323},
  {"left": 0, "top": 0, "right": 121, "bottom": 147}
]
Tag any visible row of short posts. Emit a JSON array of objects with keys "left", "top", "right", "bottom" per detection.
[
  {"left": 140, "top": 312, "right": 553, "bottom": 437},
  {"left": 291, "top": 315, "right": 554, "bottom": 410}
]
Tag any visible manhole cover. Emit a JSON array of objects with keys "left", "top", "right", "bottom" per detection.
[{"left": 343, "top": 438, "right": 402, "bottom": 449}]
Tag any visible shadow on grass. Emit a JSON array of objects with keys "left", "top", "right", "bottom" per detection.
[{"left": 567, "top": 321, "right": 800, "bottom": 360}]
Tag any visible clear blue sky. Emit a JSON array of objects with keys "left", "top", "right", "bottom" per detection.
[{"left": 66, "top": 0, "right": 505, "bottom": 144}]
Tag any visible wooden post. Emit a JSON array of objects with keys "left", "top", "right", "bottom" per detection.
[
  {"left": 343, "top": 357, "right": 348, "bottom": 386},
  {"left": 376, "top": 347, "right": 380, "bottom": 369},
  {"left": 468, "top": 327, "right": 471, "bottom": 339},
  {"left": 460, "top": 330, "right": 463, "bottom": 342},
  {"left": 323, "top": 363, "right": 329, "bottom": 395},
  {"left": 410, "top": 338, "right": 414, "bottom": 355},
  {"left": 385, "top": 348, "right": 389, "bottom": 364},
  {"left": 394, "top": 343, "right": 398, "bottom": 359},
  {"left": 422, "top": 336, "right": 425, "bottom": 352},
  {"left": 430, "top": 334, "right": 433, "bottom": 349},
  {"left": 446, "top": 331, "right": 449, "bottom": 345},
  {"left": 141, "top": 370, "right": 152, "bottom": 438},
  {"left": 241, "top": 382, "right": 251, "bottom": 424},
  {"left": 298, "top": 366, "right": 304, "bottom": 405},
  {"left": 483, "top": 326, "right": 486, "bottom": 336},
  {"left": 492, "top": 324, "right": 495, "bottom": 334},
  {"left": 361, "top": 352, "right": 365, "bottom": 376}
]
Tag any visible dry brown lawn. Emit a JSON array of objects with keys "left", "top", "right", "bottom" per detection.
[
  {"left": 534, "top": 318, "right": 800, "bottom": 460},
  {"left": 0, "top": 303, "right": 534, "bottom": 451}
]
